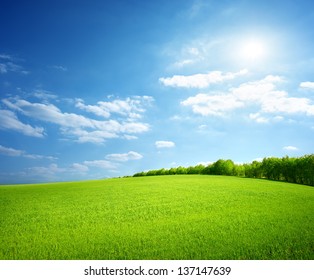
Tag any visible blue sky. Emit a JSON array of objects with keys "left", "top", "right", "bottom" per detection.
[{"left": 0, "top": 0, "right": 314, "bottom": 184}]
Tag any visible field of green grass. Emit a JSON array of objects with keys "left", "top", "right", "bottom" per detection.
[{"left": 0, "top": 175, "right": 313, "bottom": 260}]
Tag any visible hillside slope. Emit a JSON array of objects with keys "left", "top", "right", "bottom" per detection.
[{"left": 1, "top": 175, "right": 313, "bottom": 259}]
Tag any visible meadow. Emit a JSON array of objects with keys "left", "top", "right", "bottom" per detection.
[{"left": 0, "top": 175, "right": 313, "bottom": 260}]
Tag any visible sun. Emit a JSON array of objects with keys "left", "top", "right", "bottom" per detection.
[{"left": 241, "top": 39, "right": 266, "bottom": 61}]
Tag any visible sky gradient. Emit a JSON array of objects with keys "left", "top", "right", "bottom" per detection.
[{"left": 1, "top": 0, "right": 314, "bottom": 183}]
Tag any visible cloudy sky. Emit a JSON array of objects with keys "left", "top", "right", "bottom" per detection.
[{"left": 0, "top": 0, "right": 313, "bottom": 183}]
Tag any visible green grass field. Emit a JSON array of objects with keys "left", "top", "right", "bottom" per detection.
[{"left": 0, "top": 175, "right": 313, "bottom": 260}]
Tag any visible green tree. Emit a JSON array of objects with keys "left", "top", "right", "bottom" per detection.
[
  {"left": 176, "top": 166, "right": 187, "bottom": 174},
  {"left": 233, "top": 164, "right": 245, "bottom": 177},
  {"left": 262, "top": 157, "right": 282, "bottom": 180},
  {"left": 211, "top": 159, "right": 235, "bottom": 175},
  {"left": 168, "top": 167, "right": 177, "bottom": 175},
  {"left": 201, "top": 164, "right": 212, "bottom": 175}
]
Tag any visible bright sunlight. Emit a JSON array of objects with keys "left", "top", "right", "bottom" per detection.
[{"left": 241, "top": 39, "right": 266, "bottom": 61}]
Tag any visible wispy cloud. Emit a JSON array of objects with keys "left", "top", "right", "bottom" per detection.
[
  {"left": 170, "top": 47, "right": 204, "bottom": 69},
  {"left": 155, "top": 141, "right": 176, "bottom": 148},
  {"left": 172, "top": 59, "right": 195, "bottom": 68},
  {"left": 122, "top": 135, "right": 138, "bottom": 140},
  {"left": 163, "top": 36, "right": 229, "bottom": 71},
  {"left": 28, "top": 164, "right": 66, "bottom": 177},
  {"left": 60, "top": 127, "right": 118, "bottom": 144},
  {"left": 69, "top": 150, "right": 143, "bottom": 174},
  {"left": 159, "top": 69, "right": 248, "bottom": 88},
  {"left": 21, "top": 149, "right": 143, "bottom": 181},
  {"left": 0, "top": 145, "right": 24, "bottom": 157},
  {"left": 0, "top": 145, "right": 56, "bottom": 160},
  {"left": 52, "top": 65, "right": 68, "bottom": 71},
  {"left": 283, "top": 146, "right": 299, "bottom": 151},
  {"left": 0, "top": 64, "right": 7, "bottom": 73},
  {"left": 0, "top": 109, "right": 45, "bottom": 137},
  {"left": 1, "top": 96, "right": 152, "bottom": 143},
  {"left": 187, "top": 0, "right": 208, "bottom": 18},
  {"left": 0, "top": 54, "right": 13, "bottom": 60},
  {"left": 14, "top": 162, "right": 92, "bottom": 182},
  {"left": 105, "top": 151, "right": 143, "bottom": 162},
  {"left": 75, "top": 96, "right": 154, "bottom": 120},
  {"left": 0, "top": 54, "right": 29, "bottom": 75},
  {"left": 83, "top": 160, "right": 117, "bottom": 170},
  {"left": 70, "top": 163, "right": 89, "bottom": 173},
  {"left": 33, "top": 90, "right": 58, "bottom": 101},
  {"left": 75, "top": 99, "right": 111, "bottom": 118},
  {"left": 197, "top": 161, "right": 213, "bottom": 166},
  {"left": 249, "top": 113, "right": 269, "bottom": 123}
]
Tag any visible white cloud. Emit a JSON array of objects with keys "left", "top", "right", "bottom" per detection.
[
  {"left": 187, "top": 47, "right": 201, "bottom": 56},
  {"left": 76, "top": 96, "right": 154, "bottom": 120},
  {"left": 261, "top": 96, "right": 314, "bottom": 115},
  {"left": 231, "top": 75, "right": 283, "bottom": 102},
  {"left": 0, "top": 144, "right": 57, "bottom": 160},
  {"left": 233, "top": 76, "right": 314, "bottom": 116},
  {"left": 28, "top": 164, "right": 65, "bottom": 177},
  {"left": 70, "top": 163, "right": 89, "bottom": 173},
  {"left": 9, "top": 159, "right": 120, "bottom": 182},
  {"left": 23, "top": 154, "right": 57, "bottom": 160},
  {"left": 0, "top": 145, "right": 24, "bottom": 157},
  {"left": 1, "top": 97, "right": 151, "bottom": 143},
  {"left": 169, "top": 115, "right": 191, "bottom": 121},
  {"left": 181, "top": 93, "right": 244, "bottom": 116},
  {"left": 0, "top": 54, "right": 12, "bottom": 60},
  {"left": 198, "top": 124, "right": 207, "bottom": 130},
  {"left": 165, "top": 43, "right": 204, "bottom": 69},
  {"left": 3, "top": 98, "right": 95, "bottom": 128},
  {"left": 61, "top": 128, "right": 118, "bottom": 144},
  {"left": 0, "top": 63, "right": 7, "bottom": 73},
  {"left": 0, "top": 55, "right": 28, "bottom": 75},
  {"left": 159, "top": 69, "right": 248, "bottom": 88},
  {"left": 173, "top": 59, "right": 195, "bottom": 68},
  {"left": 52, "top": 65, "right": 67, "bottom": 71},
  {"left": 181, "top": 75, "right": 314, "bottom": 119},
  {"left": 60, "top": 120, "right": 149, "bottom": 144},
  {"left": 72, "top": 151, "right": 142, "bottom": 175},
  {"left": 196, "top": 161, "right": 213, "bottom": 166},
  {"left": 33, "top": 90, "right": 58, "bottom": 101},
  {"left": 1, "top": 163, "right": 68, "bottom": 183},
  {"left": 273, "top": 116, "right": 284, "bottom": 122},
  {"left": 300, "top": 81, "right": 314, "bottom": 90},
  {"left": 283, "top": 146, "right": 299, "bottom": 151},
  {"left": 252, "top": 158, "right": 264, "bottom": 162},
  {"left": 83, "top": 160, "right": 117, "bottom": 170},
  {"left": 120, "top": 122, "right": 150, "bottom": 134},
  {"left": 98, "top": 99, "right": 133, "bottom": 116},
  {"left": 17, "top": 161, "right": 92, "bottom": 182},
  {"left": 75, "top": 99, "right": 111, "bottom": 118},
  {"left": 0, "top": 109, "right": 45, "bottom": 137},
  {"left": 171, "top": 46, "right": 204, "bottom": 68},
  {"left": 187, "top": 0, "right": 207, "bottom": 18},
  {"left": 122, "top": 135, "right": 138, "bottom": 140},
  {"left": 249, "top": 113, "right": 269, "bottom": 123},
  {"left": 105, "top": 151, "right": 143, "bottom": 162},
  {"left": 155, "top": 141, "right": 176, "bottom": 148}
]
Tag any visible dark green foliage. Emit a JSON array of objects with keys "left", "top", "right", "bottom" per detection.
[
  {"left": 133, "top": 154, "right": 314, "bottom": 186},
  {"left": 210, "top": 159, "right": 235, "bottom": 175},
  {"left": 188, "top": 164, "right": 205, "bottom": 174},
  {"left": 201, "top": 165, "right": 211, "bottom": 175}
]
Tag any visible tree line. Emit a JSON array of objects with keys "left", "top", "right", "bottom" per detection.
[{"left": 133, "top": 154, "right": 314, "bottom": 186}]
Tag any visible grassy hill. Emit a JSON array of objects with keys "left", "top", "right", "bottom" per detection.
[{"left": 0, "top": 175, "right": 313, "bottom": 260}]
